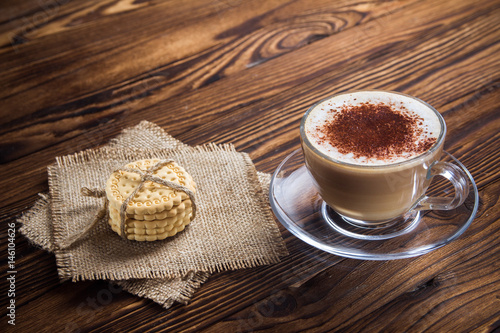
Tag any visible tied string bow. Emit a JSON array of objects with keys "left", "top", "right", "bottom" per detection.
[{"left": 59, "top": 159, "right": 196, "bottom": 249}]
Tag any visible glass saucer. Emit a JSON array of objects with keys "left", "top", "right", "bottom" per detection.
[{"left": 269, "top": 149, "right": 478, "bottom": 260}]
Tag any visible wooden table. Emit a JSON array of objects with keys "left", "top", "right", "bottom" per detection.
[{"left": 1, "top": 0, "right": 499, "bottom": 332}]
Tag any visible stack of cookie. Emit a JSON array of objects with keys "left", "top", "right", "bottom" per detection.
[{"left": 105, "top": 159, "right": 196, "bottom": 241}]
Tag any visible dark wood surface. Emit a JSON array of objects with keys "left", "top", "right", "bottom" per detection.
[{"left": 1, "top": 0, "right": 499, "bottom": 332}]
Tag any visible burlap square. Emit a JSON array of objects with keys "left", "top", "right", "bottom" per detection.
[
  {"left": 47, "top": 125, "right": 286, "bottom": 281},
  {"left": 18, "top": 121, "right": 287, "bottom": 308},
  {"left": 48, "top": 146, "right": 285, "bottom": 281}
]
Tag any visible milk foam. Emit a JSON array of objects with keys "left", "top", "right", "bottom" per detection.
[{"left": 304, "top": 91, "right": 443, "bottom": 165}]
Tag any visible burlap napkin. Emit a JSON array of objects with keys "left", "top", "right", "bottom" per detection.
[
  {"left": 49, "top": 145, "right": 286, "bottom": 281},
  {"left": 18, "top": 121, "right": 287, "bottom": 308},
  {"left": 19, "top": 192, "right": 210, "bottom": 308}
]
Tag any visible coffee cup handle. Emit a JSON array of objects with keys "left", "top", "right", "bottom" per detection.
[{"left": 413, "top": 161, "right": 470, "bottom": 211}]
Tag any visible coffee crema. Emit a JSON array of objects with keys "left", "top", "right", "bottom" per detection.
[{"left": 304, "top": 91, "right": 442, "bottom": 165}]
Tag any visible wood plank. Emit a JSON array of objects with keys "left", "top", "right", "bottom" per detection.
[{"left": 0, "top": 0, "right": 417, "bottom": 161}]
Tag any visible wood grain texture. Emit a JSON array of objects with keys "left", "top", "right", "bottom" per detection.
[{"left": 1, "top": 0, "right": 499, "bottom": 332}]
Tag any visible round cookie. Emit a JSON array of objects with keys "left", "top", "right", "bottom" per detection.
[
  {"left": 108, "top": 206, "right": 193, "bottom": 241},
  {"left": 108, "top": 216, "right": 191, "bottom": 241},
  {"left": 105, "top": 159, "right": 196, "bottom": 215},
  {"left": 108, "top": 205, "right": 193, "bottom": 229},
  {"left": 127, "top": 200, "right": 192, "bottom": 221}
]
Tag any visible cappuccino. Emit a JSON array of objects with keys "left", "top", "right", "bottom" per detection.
[
  {"left": 301, "top": 91, "right": 446, "bottom": 222},
  {"left": 304, "top": 91, "right": 442, "bottom": 165}
]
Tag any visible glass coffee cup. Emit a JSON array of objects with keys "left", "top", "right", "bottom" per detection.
[{"left": 300, "top": 90, "right": 469, "bottom": 226}]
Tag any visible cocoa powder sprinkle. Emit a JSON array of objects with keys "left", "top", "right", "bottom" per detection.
[{"left": 317, "top": 102, "right": 436, "bottom": 161}]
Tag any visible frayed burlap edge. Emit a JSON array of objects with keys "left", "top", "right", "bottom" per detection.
[
  {"left": 119, "top": 271, "right": 212, "bottom": 308},
  {"left": 108, "top": 120, "right": 189, "bottom": 150},
  {"left": 18, "top": 193, "right": 55, "bottom": 252}
]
